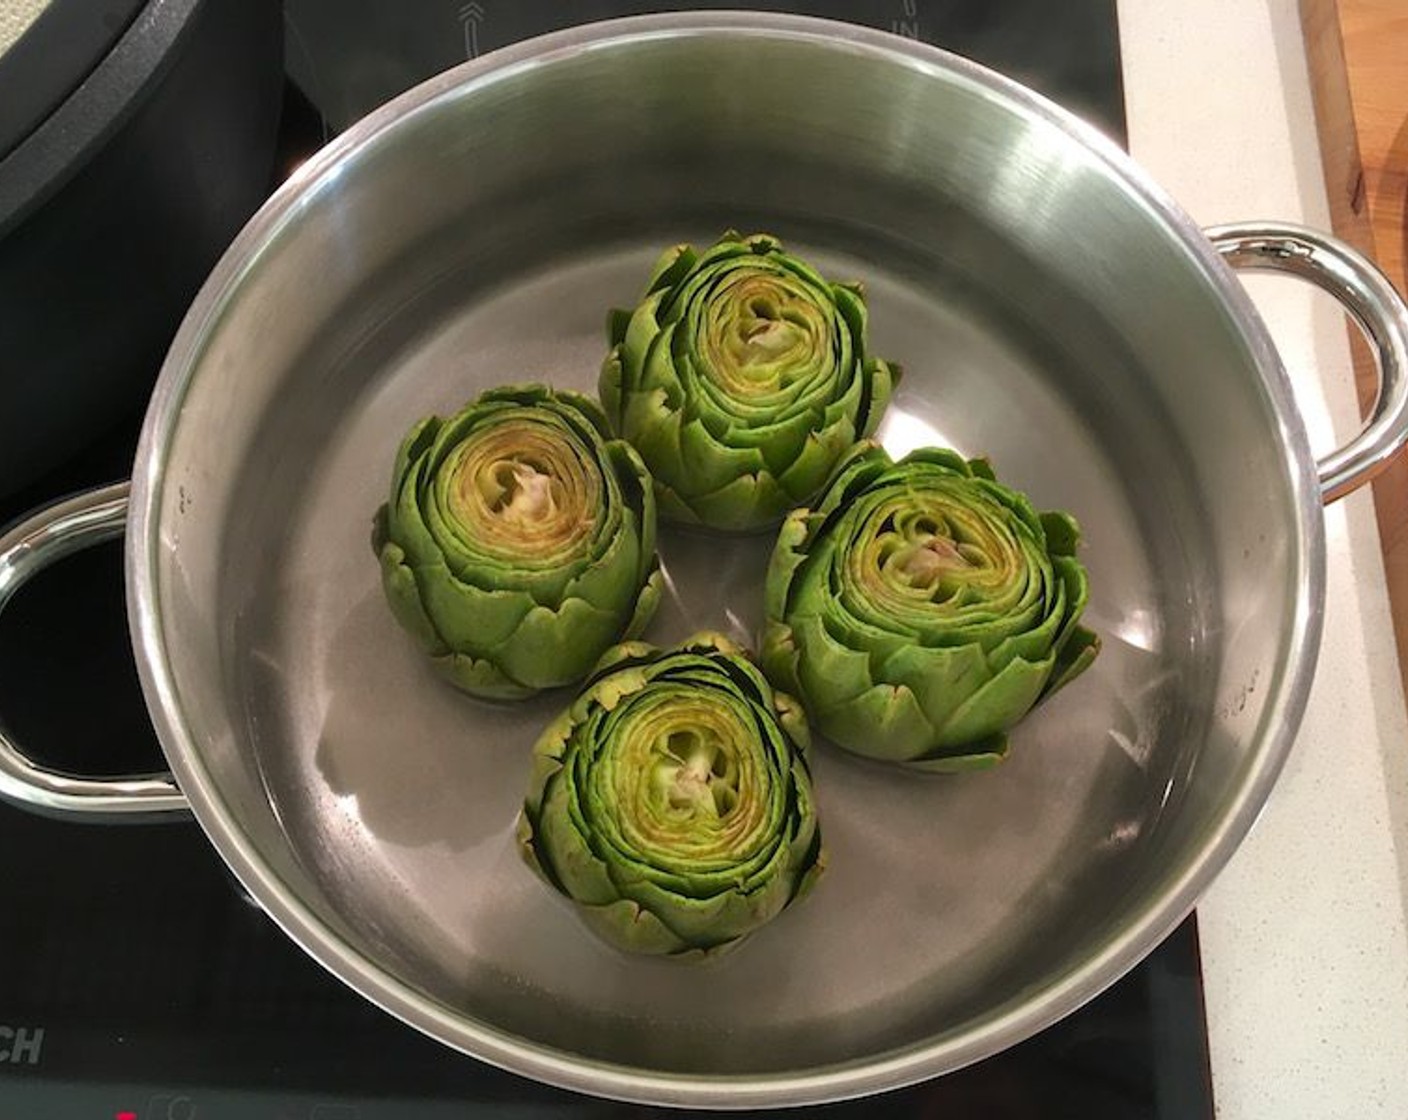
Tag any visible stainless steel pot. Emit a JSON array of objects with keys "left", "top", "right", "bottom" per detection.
[{"left": 2, "top": 14, "right": 1406, "bottom": 1109}]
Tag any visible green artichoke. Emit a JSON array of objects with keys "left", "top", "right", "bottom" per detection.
[
  {"left": 518, "top": 632, "right": 823, "bottom": 958},
  {"left": 761, "top": 444, "right": 1099, "bottom": 770},
  {"left": 373, "top": 384, "right": 662, "bottom": 701},
  {"left": 599, "top": 231, "right": 898, "bottom": 532}
]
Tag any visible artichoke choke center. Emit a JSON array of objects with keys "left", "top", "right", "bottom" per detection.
[
  {"left": 487, "top": 459, "right": 559, "bottom": 524},
  {"left": 893, "top": 536, "right": 975, "bottom": 588},
  {"left": 656, "top": 728, "right": 739, "bottom": 818},
  {"left": 704, "top": 274, "right": 824, "bottom": 397},
  {"left": 740, "top": 311, "right": 800, "bottom": 362}
]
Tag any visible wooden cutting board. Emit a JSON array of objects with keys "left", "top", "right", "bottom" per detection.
[{"left": 1302, "top": 0, "right": 1408, "bottom": 693}]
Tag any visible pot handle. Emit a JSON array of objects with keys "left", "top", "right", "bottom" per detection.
[
  {"left": 1207, "top": 222, "right": 1408, "bottom": 504},
  {"left": 0, "top": 482, "right": 188, "bottom": 821}
]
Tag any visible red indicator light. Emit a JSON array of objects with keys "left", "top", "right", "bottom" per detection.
[{"left": 116, "top": 1112, "right": 138, "bottom": 1120}]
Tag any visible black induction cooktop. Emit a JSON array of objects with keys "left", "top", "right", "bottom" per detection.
[{"left": 0, "top": 4, "right": 1215, "bottom": 1117}]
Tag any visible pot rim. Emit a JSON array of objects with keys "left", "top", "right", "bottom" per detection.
[{"left": 126, "top": 12, "right": 1325, "bottom": 1108}]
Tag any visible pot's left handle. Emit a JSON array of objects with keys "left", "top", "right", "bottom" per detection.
[{"left": 0, "top": 482, "right": 189, "bottom": 821}]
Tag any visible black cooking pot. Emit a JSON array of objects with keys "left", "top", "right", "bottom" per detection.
[{"left": 0, "top": 0, "right": 285, "bottom": 497}]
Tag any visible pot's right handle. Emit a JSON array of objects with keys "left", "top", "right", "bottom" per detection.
[
  {"left": 0, "top": 482, "right": 188, "bottom": 821},
  {"left": 1208, "top": 222, "right": 1408, "bottom": 504}
]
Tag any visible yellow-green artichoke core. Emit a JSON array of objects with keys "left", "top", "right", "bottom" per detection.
[
  {"left": 658, "top": 728, "right": 738, "bottom": 816},
  {"left": 483, "top": 460, "right": 557, "bottom": 524},
  {"left": 702, "top": 272, "right": 828, "bottom": 398},
  {"left": 604, "top": 688, "right": 767, "bottom": 861},
  {"left": 893, "top": 535, "right": 976, "bottom": 587},
  {"left": 444, "top": 420, "right": 599, "bottom": 558},
  {"left": 859, "top": 498, "right": 1014, "bottom": 607}
]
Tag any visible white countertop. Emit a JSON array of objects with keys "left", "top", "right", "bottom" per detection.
[{"left": 1119, "top": 1, "right": 1408, "bottom": 1115}]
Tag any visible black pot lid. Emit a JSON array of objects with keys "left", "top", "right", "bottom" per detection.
[
  {"left": 0, "top": 0, "right": 149, "bottom": 162},
  {"left": 0, "top": 1, "right": 51, "bottom": 54},
  {"left": 0, "top": 0, "right": 209, "bottom": 233}
]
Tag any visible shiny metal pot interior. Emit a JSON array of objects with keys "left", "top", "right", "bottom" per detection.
[{"left": 3, "top": 13, "right": 1407, "bottom": 1110}]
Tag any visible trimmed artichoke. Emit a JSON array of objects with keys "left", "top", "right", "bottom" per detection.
[
  {"left": 373, "top": 384, "right": 662, "bottom": 701},
  {"left": 599, "top": 231, "right": 898, "bottom": 532},
  {"left": 518, "top": 632, "right": 823, "bottom": 958},
  {"left": 762, "top": 444, "right": 1099, "bottom": 770}
]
